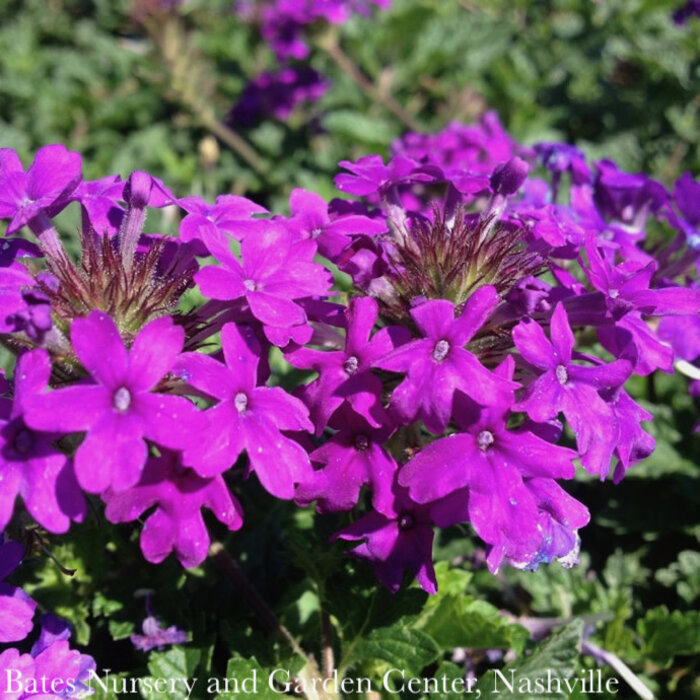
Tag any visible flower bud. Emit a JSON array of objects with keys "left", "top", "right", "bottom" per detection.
[{"left": 490, "top": 157, "right": 529, "bottom": 196}]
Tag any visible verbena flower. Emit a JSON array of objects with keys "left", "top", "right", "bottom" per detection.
[
  {"left": 195, "top": 223, "right": 332, "bottom": 345},
  {"left": 0, "top": 537, "right": 36, "bottom": 643},
  {"left": 131, "top": 614, "right": 188, "bottom": 652},
  {"left": 0, "top": 613, "right": 95, "bottom": 699},
  {"left": 104, "top": 449, "right": 243, "bottom": 567},
  {"left": 228, "top": 68, "right": 330, "bottom": 127},
  {"left": 177, "top": 323, "right": 314, "bottom": 498},
  {"left": 24, "top": 312, "right": 205, "bottom": 493},
  {"left": 0, "top": 350, "right": 86, "bottom": 533},
  {"left": 374, "top": 287, "right": 517, "bottom": 434},
  {"left": 0, "top": 145, "right": 81, "bottom": 237},
  {"left": 0, "top": 116, "right": 697, "bottom": 595}
]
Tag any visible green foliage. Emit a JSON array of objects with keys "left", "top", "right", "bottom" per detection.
[
  {"left": 638, "top": 607, "right": 700, "bottom": 667},
  {"left": 476, "top": 621, "right": 584, "bottom": 699}
]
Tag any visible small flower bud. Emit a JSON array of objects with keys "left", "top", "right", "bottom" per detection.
[
  {"left": 123, "top": 171, "right": 153, "bottom": 210},
  {"left": 490, "top": 157, "right": 529, "bottom": 196}
]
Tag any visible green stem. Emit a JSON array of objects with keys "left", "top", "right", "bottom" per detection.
[
  {"left": 317, "top": 31, "right": 421, "bottom": 132},
  {"left": 208, "top": 543, "right": 338, "bottom": 700}
]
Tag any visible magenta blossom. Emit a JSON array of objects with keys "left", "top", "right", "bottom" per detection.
[
  {"left": 24, "top": 312, "right": 205, "bottom": 493},
  {"left": 0, "top": 613, "right": 95, "bottom": 700},
  {"left": 513, "top": 303, "right": 632, "bottom": 478},
  {"left": 295, "top": 404, "right": 398, "bottom": 513},
  {"left": 0, "top": 145, "right": 82, "bottom": 235},
  {"left": 399, "top": 360, "right": 580, "bottom": 572},
  {"left": 178, "top": 193, "right": 268, "bottom": 252},
  {"left": 131, "top": 615, "right": 188, "bottom": 652},
  {"left": 374, "top": 286, "right": 517, "bottom": 434},
  {"left": 195, "top": 223, "right": 332, "bottom": 344},
  {"left": 0, "top": 350, "right": 86, "bottom": 534},
  {"left": 177, "top": 323, "right": 314, "bottom": 499},
  {"left": 285, "top": 188, "right": 387, "bottom": 261},
  {"left": 0, "top": 538, "right": 36, "bottom": 643},
  {"left": 286, "top": 296, "right": 407, "bottom": 433},
  {"left": 335, "top": 484, "right": 469, "bottom": 594},
  {"left": 103, "top": 450, "right": 242, "bottom": 568}
]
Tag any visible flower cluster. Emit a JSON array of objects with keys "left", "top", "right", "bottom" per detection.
[
  {"left": 237, "top": 0, "right": 390, "bottom": 61},
  {"left": 0, "top": 536, "right": 95, "bottom": 699},
  {"left": 232, "top": 0, "right": 390, "bottom": 123},
  {"left": 227, "top": 67, "right": 330, "bottom": 127},
  {"left": 0, "top": 117, "right": 697, "bottom": 595},
  {"left": 673, "top": 0, "right": 700, "bottom": 25}
]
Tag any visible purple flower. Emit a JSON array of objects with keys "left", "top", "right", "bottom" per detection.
[
  {"left": 296, "top": 404, "right": 397, "bottom": 513},
  {"left": 392, "top": 112, "right": 517, "bottom": 179},
  {"left": 584, "top": 237, "right": 700, "bottom": 318},
  {"left": 535, "top": 142, "right": 591, "bottom": 185},
  {"left": 604, "top": 389, "right": 655, "bottom": 483},
  {"left": 70, "top": 175, "right": 125, "bottom": 237},
  {"left": 30, "top": 614, "right": 71, "bottom": 656},
  {"left": 334, "top": 154, "right": 443, "bottom": 200},
  {"left": 177, "top": 323, "right": 314, "bottom": 498},
  {"left": 335, "top": 484, "right": 468, "bottom": 594},
  {"left": 374, "top": 286, "right": 517, "bottom": 434},
  {"left": 0, "top": 614, "right": 96, "bottom": 699},
  {"left": 194, "top": 223, "right": 332, "bottom": 344},
  {"left": 0, "top": 538, "right": 36, "bottom": 643},
  {"left": 0, "top": 146, "right": 82, "bottom": 235},
  {"left": 178, "top": 194, "right": 268, "bottom": 252},
  {"left": 657, "top": 309, "right": 700, "bottom": 362},
  {"left": 593, "top": 160, "right": 668, "bottom": 231},
  {"left": 490, "top": 157, "right": 530, "bottom": 197},
  {"left": 131, "top": 615, "right": 188, "bottom": 652},
  {"left": 673, "top": 0, "right": 700, "bottom": 24},
  {"left": 287, "top": 296, "right": 407, "bottom": 433},
  {"left": 499, "top": 477, "right": 589, "bottom": 573},
  {"left": 104, "top": 449, "right": 242, "bottom": 567},
  {"left": 669, "top": 172, "right": 700, "bottom": 248},
  {"left": 285, "top": 188, "right": 387, "bottom": 261},
  {"left": 399, "top": 359, "right": 579, "bottom": 571},
  {"left": 0, "top": 350, "right": 86, "bottom": 534},
  {"left": 0, "top": 240, "right": 43, "bottom": 335},
  {"left": 24, "top": 312, "right": 205, "bottom": 493},
  {"left": 241, "top": 0, "right": 390, "bottom": 60},
  {"left": 229, "top": 68, "right": 329, "bottom": 127},
  {"left": 512, "top": 303, "right": 632, "bottom": 478}
]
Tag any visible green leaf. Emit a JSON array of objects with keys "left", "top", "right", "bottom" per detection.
[
  {"left": 655, "top": 551, "right": 700, "bottom": 605},
  {"left": 347, "top": 620, "right": 441, "bottom": 676},
  {"left": 212, "top": 656, "right": 279, "bottom": 699},
  {"left": 417, "top": 595, "right": 529, "bottom": 653},
  {"left": 141, "top": 647, "right": 202, "bottom": 700},
  {"left": 323, "top": 110, "right": 396, "bottom": 147},
  {"left": 415, "top": 563, "right": 528, "bottom": 652},
  {"left": 476, "top": 620, "right": 584, "bottom": 699},
  {"left": 637, "top": 607, "right": 700, "bottom": 667}
]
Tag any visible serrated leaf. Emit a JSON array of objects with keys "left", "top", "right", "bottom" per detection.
[
  {"left": 141, "top": 647, "right": 202, "bottom": 700},
  {"left": 213, "top": 656, "right": 278, "bottom": 699},
  {"left": 476, "top": 620, "right": 584, "bottom": 699},
  {"left": 638, "top": 607, "right": 700, "bottom": 667},
  {"left": 417, "top": 595, "right": 529, "bottom": 653},
  {"left": 347, "top": 621, "right": 441, "bottom": 675}
]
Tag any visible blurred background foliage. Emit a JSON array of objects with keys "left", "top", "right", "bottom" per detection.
[
  {"left": 0, "top": 0, "right": 698, "bottom": 698},
  {"left": 0, "top": 0, "right": 698, "bottom": 208}
]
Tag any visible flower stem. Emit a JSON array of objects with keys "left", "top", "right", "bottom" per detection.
[
  {"left": 149, "top": 16, "right": 271, "bottom": 178},
  {"left": 197, "top": 109, "right": 271, "bottom": 178},
  {"left": 320, "top": 608, "right": 335, "bottom": 679},
  {"left": 29, "top": 213, "right": 69, "bottom": 265},
  {"left": 208, "top": 543, "right": 338, "bottom": 700},
  {"left": 316, "top": 30, "right": 421, "bottom": 132}
]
